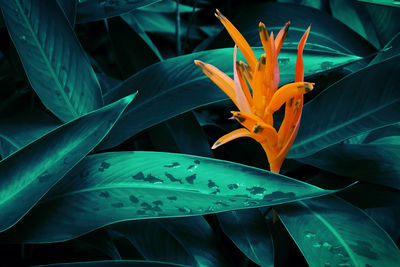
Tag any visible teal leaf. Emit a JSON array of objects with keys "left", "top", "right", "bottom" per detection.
[
  {"left": 299, "top": 140, "right": 400, "bottom": 190},
  {"left": 98, "top": 47, "right": 361, "bottom": 150},
  {"left": 357, "top": 0, "right": 400, "bottom": 7},
  {"left": 33, "top": 260, "right": 190, "bottom": 267},
  {"left": 276, "top": 196, "right": 400, "bottom": 267},
  {"left": 111, "top": 217, "right": 228, "bottom": 266},
  {"left": 76, "top": 0, "right": 162, "bottom": 23},
  {"left": 0, "top": 151, "right": 339, "bottom": 243},
  {"left": 57, "top": 0, "right": 77, "bottom": 26},
  {"left": 0, "top": 109, "right": 60, "bottom": 159},
  {"left": 0, "top": 0, "right": 103, "bottom": 122},
  {"left": 289, "top": 54, "right": 400, "bottom": 158},
  {"left": 370, "top": 32, "right": 400, "bottom": 65},
  {"left": 217, "top": 209, "right": 274, "bottom": 266},
  {"left": 138, "top": 0, "right": 198, "bottom": 13},
  {"left": 0, "top": 94, "right": 135, "bottom": 233}
]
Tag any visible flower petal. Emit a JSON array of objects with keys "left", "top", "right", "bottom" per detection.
[
  {"left": 231, "top": 111, "right": 278, "bottom": 147},
  {"left": 233, "top": 45, "right": 251, "bottom": 113},
  {"left": 215, "top": 9, "right": 258, "bottom": 71},
  {"left": 251, "top": 54, "right": 268, "bottom": 116},
  {"left": 194, "top": 60, "right": 237, "bottom": 107},
  {"left": 265, "top": 82, "right": 314, "bottom": 114},
  {"left": 295, "top": 25, "right": 311, "bottom": 82},
  {"left": 212, "top": 128, "right": 263, "bottom": 149},
  {"left": 274, "top": 21, "right": 291, "bottom": 55}
]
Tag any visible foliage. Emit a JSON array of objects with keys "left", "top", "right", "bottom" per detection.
[{"left": 0, "top": 0, "right": 399, "bottom": 266}]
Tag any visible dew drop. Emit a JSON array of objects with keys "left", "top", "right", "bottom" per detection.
[
  {"left": 322, "top": 241, "right": 332, "bottom": 249},
  {"left": 312, "top": 242, "right": 322, "bottom": 248},
  {"left": 244, "top": 200, "right": 259, "bottom": 207},
  {"left": 20, "top": 35, "right": 26, "bottom": 41},
  {"left": 178, "top": 207, "right": 192, "bottom": 214},
  {"left": 38, "top": 171, "right": 51, "bottom": 183}
]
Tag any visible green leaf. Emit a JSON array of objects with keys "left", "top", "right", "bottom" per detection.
[
  {"left": 217, "top": 209, "right": 274, "bottom": 266},
  {"left": 276, "top": 195, "right": 400, "bottom": 267},
  {"left": 0, "top": 0, "right": 103, "bottom": 122},
  {"left": 330, "top": 0, "right": 381, "bottom": 49},
  {"left": 34, "top": 260, "right": 190, "bottom": 267},
  {"left": 357, "top": 0, "right": 400, "bottom": 8},
  {"left": 0, "top": 151, "right": 339, "bottom": 243},
  {"left": 76, "top": 0, "right": 162, "bottom": 23},
  {"left": 0, "top": 94, "right": 135, "bottom": 233},
  {"left": 138, "top": 0, "right": 198, "bottom": 13},
  {"left": 370, "top": 32, "right": 400, "bottom": 65},
  {"left": 111, "top": 217, "right": 229, "bottom": 266},
  {"left": 57, "top": 0, "right": 77, "bottom": 26},
  {"left": 0, "top": 109, "right": 60, "bottom": 159},
  {"left": 207, "top": 2, "right": 376, "bottom": 56},
  {"left": 299, "top": 140, "right": 400, "bottom": 190},
  {"left": 97, "top": 47, "right": 361, "bottom": 150},
  {"left": 289, "top": 54, "right": 400, "bottom": 158}
]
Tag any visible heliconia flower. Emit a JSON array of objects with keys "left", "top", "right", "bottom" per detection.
[{"left": 194, "top": 10, "right": 314, "bottom": 173}]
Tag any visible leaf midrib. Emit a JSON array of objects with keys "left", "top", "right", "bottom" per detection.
[{"left": 16, "top": 0, "right": 78, "bottom": 118}]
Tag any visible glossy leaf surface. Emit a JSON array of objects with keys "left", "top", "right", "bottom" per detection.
[
  {"left": 0, "top": 94, "right": 135, "bottom": 233},
  {"left": 289, "top": 54, "right": 400, "bottom": 158},
  {"left": 111, "top": 217, "right": 228, "bottom": 266},
  {"left": 0, "top": 0, "right": 103, "bottom": 122},
  {"left": 98, "top": 47, "right": 361, "bottom": 150},
  {"left": 0, "top": 151, "right": 338, "bottom": 243},
  {"left": 217, "top": 209, "right": 274, "bottom": 266},
  {"left": 276, "top": 196, "right": 400, "bottom": 267},
  {"left": 76, "top": 0, "right": 161, "bottom": 23}
]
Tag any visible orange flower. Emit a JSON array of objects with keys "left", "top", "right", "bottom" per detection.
[{"left": 194, "top": 10, "right": 313, "bottom": 173}]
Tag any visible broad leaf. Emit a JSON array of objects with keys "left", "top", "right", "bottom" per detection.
[
  {"left": 370, "top": 32, "right": 400, "bottom": 65},
  {"left": 276, "top": 195, "right": 400, "bottom": 267},
  {"left": 357, "top": 0, "right": 400, "bottom": 7},
  {"left": 76, "top": 0, "right": 161, "bottom": 23},
  {"left": 138, "top": 0, "right": 198, "bottom": 13},
  {"left": 0, "top": 0, "right": 103, "bottom": 122},
  {"left": 97, "top": 47, "right": 361, "bottom": 150},
  {"left": 0, "top": 109, "right": 60, "bottom": 159},
  {"left": 111, "top": 217, "right": 228, "bottom": 266},
  {"left": 299, "top": 141, "right": 400, "bottom": 190},
  {"left": 0, "top": 151, "right": 340, "bottom": 243},
  {"left": 289, "top": 54, "right": 400, "bottom": 158},
  {"left": 0, "top": 94, "right": 135, "bottom": 233},
  {"left": 57, "top": 0, "right": 77, "bottom": 26},
  {"left": 34, "top": 260, "right": 190, "bottom": 267},
  {"left": 217, "top": 209, "right": 274, "bottom": 266}
]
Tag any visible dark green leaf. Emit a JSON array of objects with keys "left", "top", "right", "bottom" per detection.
[
  {"left": 139, "top": 0, "right": 198, "bottom": 13},
  {"left": 289, "top": 54, "right": 400, "bottom": 158},
  {"left": 276, "top": 195, "right": 400, "bottom": 267},
  {"left": 370, "top": 32, "right": 400, "bottom": 65},
  {"left": 0, "top": 94, "right": 135, "bottom": 233},
  {"left": 299, "top": 141, "right": 400, "bottom": 189},
  {"left": 330, "top": 0, "right": 381, "bottom": 49},
  {"left": 76, "top": 0, "right": 161, "bottom": 23},
  {"left": 111, "top": 217, "right": 229, "bottom": 266},
  {"left": 57, "top": 0, "right": 77, "bottom": 26},
  {"left": 0, "top": 109, "right": 60, "bottom": 158},
  {"left": 0, "top": 151, "right": 338, "bottom": 243},
  {"left": 357, "top": 0, "right": 400, "bottom": 8},
  {"left": 0, "top": 0, "right": 103, "bottom": 122},
  {"left": 217, "top": 209, "right": 274, "bottom": 266},
  {"left": 98, "top": 47, "right": 361, "bottom": 150},
  {"left": 34, "top": 260, "right": 190, "bottom": 267}
]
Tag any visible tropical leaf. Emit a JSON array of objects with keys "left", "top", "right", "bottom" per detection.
[
  {"left": 76, "top": 0, "right": 161, "bottom": 23},
  {"left": 33, "top": 260, "right": 190, "bottom": 267},
  {"left": 217, "top": 209, "right": 274, "bottom": 266},
  {"left": 288, "top": 54, "right": 400, "bottom": 158},
  {"left": 138, "top": 0, "right": 198, "bottom": 13},
  {"left": 276, "top": 195, "right": 400, "bottom": 267},
  {"left": 370, "top": 32, "right": 400, "bottom": 65},
  {"left": 0, "top": 109, "right": 60, "bottom": 159},
  {"left": 97, "top": 47, "right": 362, "bottom": 150},
  {"left": 357, "top": 0, "right": 400, "bottom": 8},
  {"left": 0, "top": 94, "right": 135, "bottom": 233},
  {"left": 111, "top": 217, "right": 229, "bottom": 266},
  {"left": 207, "top": 2, "right": 376, "bottom": 56},
  {"left": 57, "top": 0, "right": 77, "bottom": 26},
  {"left": 330, "top": 0, "right": 381, "bottom": 49},
  {"left": 0, "top": 151, "right": 340, "bottom": 243},
  {"left": 0, "top": 0, "right": 103, "bottom": 122}
]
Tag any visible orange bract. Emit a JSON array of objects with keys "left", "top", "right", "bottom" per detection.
[{"left": 195, "top": 10, "right": 313, "bottom": 173}]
